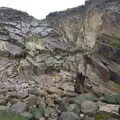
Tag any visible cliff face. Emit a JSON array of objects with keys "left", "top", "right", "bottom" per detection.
[
  {"left": 0, "top": 0, "right": 120, "bottom": 105},
  {"left": 47, "top": 0, "right": 120, "bottom": 49},
  {"left": 46, "top": 0, "right": 120, "bottom": 94},
  {"left": 0, "top": 7, "right": 34, "bottom": 56}
]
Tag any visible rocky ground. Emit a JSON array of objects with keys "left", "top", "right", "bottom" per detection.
[
  {"left": 0, "top": 58, "right": 119, "bottom": 120},
  {"left": 0, "top": 0, "right": 120, "bottom": 120}
]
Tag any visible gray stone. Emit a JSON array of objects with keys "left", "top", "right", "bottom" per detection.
[
  {"left": 0, "top": 41, "right": 24, "bottom": 57},
  {"left": 10, "top": 102, "right": 27, "bottom": 113},
  {"left": 83, "top": 116, "right": 95, "bottom": 120},
  {"left": 102, "top": 94, "right": 120, "bottom": 104},
  {"left": 70, "top": 93, "right": 98, "bottom": 105},
  {"left": 67, "top": 104, "right": 80, "bottom": 115},
  {"left": 28, "top": 87, "right": 41, "bottom": 96},
  {"left": 0, "top": 106, "right": 8, "bottom": 111},
  {"left": 81, "top": 101, "right": 99, "bottom": 114},
  {"left": 59, "top": 112, "right": 80, "bottom": 120},
  {"left": 20, "top": 112, "right": 32, "bottom": 119},
  {"left": 30, "top": 107, "right": 44, "bottom": 119}
]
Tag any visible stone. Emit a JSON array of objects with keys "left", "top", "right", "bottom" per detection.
[
  {"left": 46, "top": 87, "right": 63, "bottom": 95},
  {"left": 58, "top": 112, "right": 79, "bottom": 120},
  {"left": 0, "top": 110, "right": 27, "bottom": 120},
  {"left": 44, "top": 107, "right": 56, "bottom": 118},
  {"left": 9, "top": 98, "right": 19, "bottom": 104},
  {"left": 39, "top": 117, "right": 46, "bottom": 120},
  {"left": 80, "top": 101, "right": 99, "bottom": 114},
  {"left": 99, "top": 102, "right": 120, "bottom": 116},
  {"left": 10, "top": 102, "right": 27, "bottom": 113},
  {"left": 70, "top": 93, "right": 98, "bottom": 105},
  {"left": 28, "top": 87, "right": 41, "bottom": 96},
  {"left": 66, "top": 104, "right": 80, "bottom": 115},
  {"left": 83, "top": 116, "right": 95, "bottom": 120},
  {"left": 20, "top": 112, "right": 32, "bottom": 119},
  {"left": 30, "top": 107, "right": 45, "bottom": 119},
  {"left": 102, "top": 94, "right": 120, "bottom": 104},
  {"left": 17, "top": 91, "right": 29, "bottom": 99},
  {"left": 45, "top": 97, "right": 55, "bottom": 107},
  {"left": 60, "top": 83, "right": 74, "bottom": 92},
  {"left": 25, "top": 95, "right": 40, "bottom": 107},
  {"left": 58, "top": 102, "right": 69, "bottom": 112},
  {"left": 0, "top": 41, "right": 24, "bottom": 57},
  {"left": 0, "top": 106, "right": 8, "bottom": 111}
]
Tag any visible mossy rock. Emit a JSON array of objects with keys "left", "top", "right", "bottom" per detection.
[
  {"left": 29, "top": 107, "right": 44, "bottom": 119},
  {"left": 70, "top": 93, "right": 98, "bottom": 105},
  {"left": 95, "top": 112, "right": 112, "bottom": 120},
  {"left": 102, "top": 94, "right": 120, "bottom": 104},
  {"left": 0, "top": 110, "right": 27, "bottom": 120}
]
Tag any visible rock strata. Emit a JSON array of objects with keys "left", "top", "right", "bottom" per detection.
[{"left": 0, "top": 0, "right": 120, "bottom": 120}]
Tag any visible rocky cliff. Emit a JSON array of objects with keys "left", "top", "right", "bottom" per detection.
[
  {"left": 46, "top": 0, "right": 120, "bottom": 94},
  {"left": 0, "top": 0, "right": 120, "bottom": 120}
]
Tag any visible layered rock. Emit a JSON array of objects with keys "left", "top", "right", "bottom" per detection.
[
  {"left": 0, "top": 0, "right": 120, "bottom": 120},
  {"left": 0, "top": 0, "right": 120, "bottom": 114},
  {"left": 46, "top": 0, "right": 120, "bottom": 95}
]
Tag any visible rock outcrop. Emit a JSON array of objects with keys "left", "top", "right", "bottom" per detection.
[
  {"left": 46, "top": 0, "right": 120, "bottom": 95},
  {"left": 0, "top": 0, "right": 120, "bottom": 120}
]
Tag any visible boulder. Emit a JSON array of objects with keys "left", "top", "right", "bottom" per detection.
[
  {"left": 29, "top": 106, "right": 45, "bottom": 119},
  {"left": 66, "top": 104, "right": 80, "bottom": 115},
  {"left": 70, "top": 93, "right": 98, "bottom": 105},
  {"left": 10, "top": 102, "right": 27, "bottom": 113},
  {"left": 59, "top": 112, "right": 79, "bottom": 120},
  {"left": 102, "top": 94, "right": 120, "bottom": 104},
  {"left": 80, "top": 101, "right": 99, "bottom": 114}
]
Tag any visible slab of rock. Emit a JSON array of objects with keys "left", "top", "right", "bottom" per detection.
[
  {"left": 70, "top": 93, "right": 98, "bottom": 105},
  {"left": 10, "top": 102, "right": 27, "bottom": 113},
  {"left": 102, "top": 94, "right": 120, "bottom": 105},
  {"left": 99, "top": 102, "right": 120, "bottom": 116}
]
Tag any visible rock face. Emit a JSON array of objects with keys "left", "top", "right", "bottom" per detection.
[
  {"left": 46, "top": 0, "right": 120, "bottom": 95},
  {"left": 0, "top": 7, "right": 33, "bottom": 57},
  {"left": 0, "top": 0, "right": 120, "bottom": 120}
]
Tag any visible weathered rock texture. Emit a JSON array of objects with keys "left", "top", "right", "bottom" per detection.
[
  {"left": 46, "top": 0, "right": 120, "bottom": 95},
  {"left": 0, "top": 0, "right": 120, "bottom": 108}
]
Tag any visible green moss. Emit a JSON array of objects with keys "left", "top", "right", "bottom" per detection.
[
  {"left": 0, "top": 110, "right": 27, "bottom": 120},
  {"left": 95, "top": 112, "right": 112, "bottom": 120}
]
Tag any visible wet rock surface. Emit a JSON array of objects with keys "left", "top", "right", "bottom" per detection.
[{"left": 0, "top": 0, "right": 120, "bottom": 120}]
